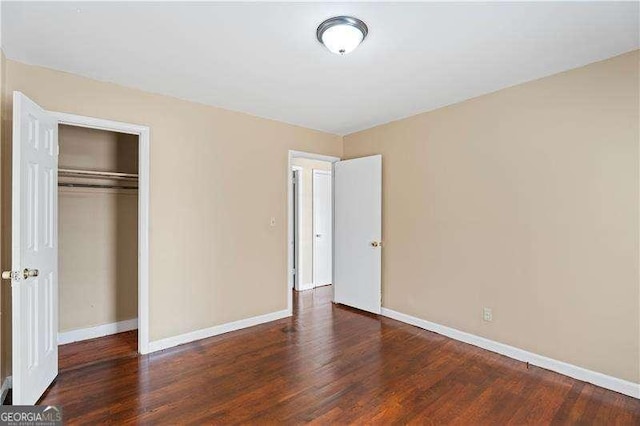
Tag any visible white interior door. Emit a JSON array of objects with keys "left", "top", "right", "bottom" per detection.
[
  {"left": 334, "top": 155, "right": 382, "bottom": 314},
  {"left": 312, "top": 170, "right": 332, "bottom": 286},
  {"left": 10, "top": 92, "right": 59, "bottom": 405}
]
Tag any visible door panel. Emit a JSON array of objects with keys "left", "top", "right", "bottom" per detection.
[
  {"left": 334, "top": 155, "right": 382, "bottom": 314},
  {"left": 312, "top": 170, "right": 332, "bottom": 286},
  {"left": 12, "top": 92, "right": 58, "bottom": 405}
]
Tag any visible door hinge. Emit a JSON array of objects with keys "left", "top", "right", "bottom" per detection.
[{"left": 56, "top": 145, "right": 60, "bottom": 156}]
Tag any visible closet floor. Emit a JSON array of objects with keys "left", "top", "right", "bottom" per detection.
[{"left": 58, "top": 330, "right": 138, "bottom": 372}]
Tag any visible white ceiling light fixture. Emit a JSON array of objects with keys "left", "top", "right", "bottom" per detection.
[{"left": 317, "top": 16, "right": 368, "bottom": 55}]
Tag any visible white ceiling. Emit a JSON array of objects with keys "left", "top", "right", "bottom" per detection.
[{"left": 2, "top": 2, "right": 639, "bottom": 135}]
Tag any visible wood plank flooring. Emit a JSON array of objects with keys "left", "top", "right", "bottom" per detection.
[{"left": 41, "top": 286, "right": 640, "bottom": 424}]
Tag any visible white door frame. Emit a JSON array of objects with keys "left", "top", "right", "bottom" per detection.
[
  {"left": 48, "top": 111, "right": 151, "bottom": 354},
  {"left": 291, "top": 165, "right": 303, "bottom": 291},
  {"left": 287, "top": 151, "right": 340, "bottom": 313}
]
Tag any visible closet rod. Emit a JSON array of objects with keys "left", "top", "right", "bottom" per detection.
[
  {"left": 58, "top": 182, "right": 138, "bottom": 190},
  {"left": 58, "top": 168, "right": 138, "bottom": 180}
]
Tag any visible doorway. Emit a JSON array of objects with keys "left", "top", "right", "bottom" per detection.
[
  {"left": 56, "top": 124, "right": 139, "bottom": 368},
  {"left": 287, "top": 151, "right": 340, "bottom": 310},
  {"left": 287, "top": 151, "right": 383, "bottom": 317},
  {"left": 51, "top": 111, "right": 150, "bottom": 356}
]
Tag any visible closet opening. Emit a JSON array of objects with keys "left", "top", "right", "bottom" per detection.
[{"left": 57, "top": 124, "right": 140, "bottom": 367}]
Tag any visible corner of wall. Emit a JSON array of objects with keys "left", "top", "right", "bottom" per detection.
[{"left": 0, "top": 48, "right": 12, "bottom": 385}]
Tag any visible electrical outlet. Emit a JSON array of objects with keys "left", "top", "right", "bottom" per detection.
[
  {"left": 270, "top": 217, "right": 276, "bottom": 227},
  {"left": 483, "top": 307, "right": 493, "bottom": 322}
]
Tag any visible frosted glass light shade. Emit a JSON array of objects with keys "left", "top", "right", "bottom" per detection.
[
  {"left": 317, "top": 16, "right": 368, "bottom": 55},
  {"left": 321, "top": 24, "right": 364, "bottom": 55}
]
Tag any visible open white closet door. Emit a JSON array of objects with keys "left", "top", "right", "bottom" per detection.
[
  {"left": 333, "top": 155, "right": 382, "bottom": 314},
  {"left": 5, "top": 92, "right": 59, "bottom": 405}
]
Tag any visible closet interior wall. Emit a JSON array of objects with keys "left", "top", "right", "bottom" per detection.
[{"left": 58, "top": 124, "right": 138, "bottom": 335}]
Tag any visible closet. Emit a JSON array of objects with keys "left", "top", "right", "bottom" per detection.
[{"left": 57, "top": 124, "right": 139, "bottom": 351}]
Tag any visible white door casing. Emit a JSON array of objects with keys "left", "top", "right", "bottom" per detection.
[
  {"left": 334, "top": 155, "right": 382, "bottom": 314},
  {"left": 11, "top": 92, "right": 59, "bottom": 405},
  {"left": 49, "top": 111, "right": 150, "bottom": 355},
  {"left": 292, "top": 168, "right": 301, "bottom": 289},
  {"left": 312, "top": 170, "right": 332, "bottom": 287}
]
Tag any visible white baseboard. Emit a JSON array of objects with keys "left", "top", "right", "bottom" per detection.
[
  {"left": 0, "top": 376, "right": 11, "bottom": 404},
  {"left": 297, "top": 282, "right": 315, "bottom": 291},
  {"left": 297, "top": 283, "right": 332, "bottom": 292},
  {"left": 58, "top": 318, "right": 138, "bottom": 345},
  {"left": 381, "top": 308, "right": 640, "bottom": 399},
  {"left": 148, "top": 309, "right": 291, "bottom": 353}
]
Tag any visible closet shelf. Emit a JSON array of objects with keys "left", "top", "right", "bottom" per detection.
[{"left": 58, "top": 168, "right": 138, "bottom": 180}]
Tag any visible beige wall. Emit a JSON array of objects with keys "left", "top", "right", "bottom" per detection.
[
  {"left": 344, "top": 50, "right": 640, "bottom": 383},
  {"left": 59, "top": 188, "right": 138, "bottom": 332},
  {"left": 58, "top": 125, "right": 138, "bottom": 332},
  {"left": 291, "top": 158, "right": 333, "bottom": 290},
  {"left": 59, "top": 125, "right": 138, "bottom": 174},
  {"left": 0, "top": 59, "right": 342, "bottom": 373}
]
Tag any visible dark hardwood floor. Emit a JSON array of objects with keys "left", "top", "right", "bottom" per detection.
[
  {"left": 41, "top": 286, "right": 640, "bottom": 424},
  {"left": 58, "top": 329, "right": 138, "bottom": 372}
]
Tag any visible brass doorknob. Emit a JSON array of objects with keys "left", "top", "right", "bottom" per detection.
[
  {"left": 2, "top": 269, "right": 39, "bottom": 280},
  {"left": 23, "top": 268, "right": 39, "bottom": 279}
]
